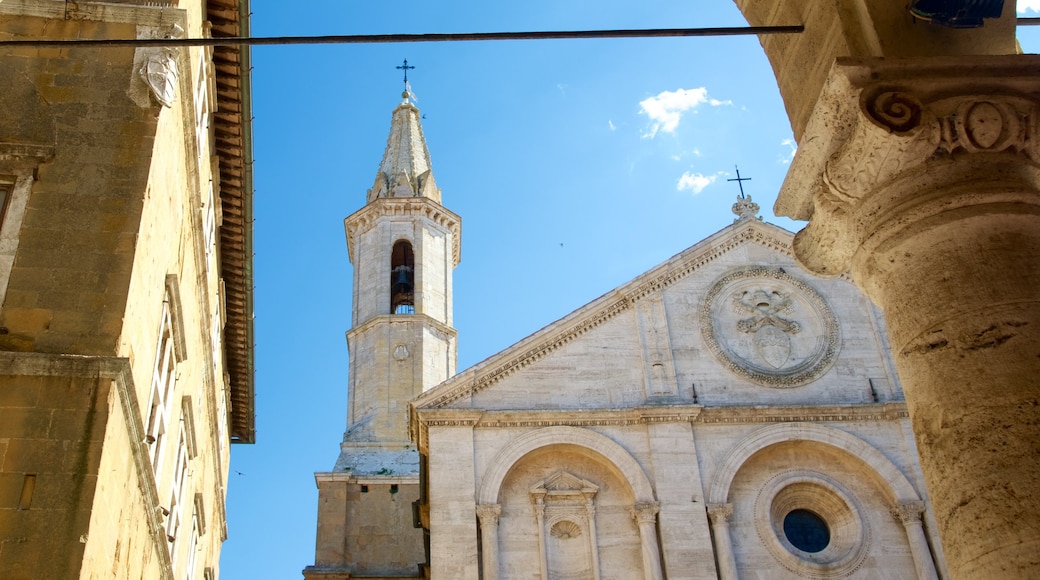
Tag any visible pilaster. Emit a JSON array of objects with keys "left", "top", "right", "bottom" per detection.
[
  {"left": 427, "top": 418, "right": 480, "bottom": 579},
  {"left": 644, "top": 420, "right": 716, "bottom": 579},
  {"left": 776, "top": 55, "right": 1040, "bottom": 579}
]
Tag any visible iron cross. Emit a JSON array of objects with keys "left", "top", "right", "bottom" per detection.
[
  {"left": 396, "top": 59, "right": 415, "bottom": 85},
  {"left": 727, "top": 166, "right": 752, "bottom": 199}
]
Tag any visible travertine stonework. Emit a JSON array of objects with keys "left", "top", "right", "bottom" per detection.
[
  {"left": 732, "top": 4, "right": 1035, "bottom": 577},
  {"left": 411, "top": 214, "right": 945, "bottom": 579},
  {"left": 0, "top": 2, "right": 255, "bottom": 579}
]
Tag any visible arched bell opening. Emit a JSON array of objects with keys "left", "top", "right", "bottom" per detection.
[{"left": 390, "top": 240, "right": 415, "bottom": 314}]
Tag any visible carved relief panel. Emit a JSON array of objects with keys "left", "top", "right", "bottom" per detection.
[{"left": 701, "top": 267, "right": 840, "bottom": 387}]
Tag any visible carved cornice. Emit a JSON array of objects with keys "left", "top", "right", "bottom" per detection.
[
  {"left": 0, "top": 0, "right": 182, "bottom": 26},
  {"left": 413, "top": 220, "right": 796, "bottom": 411},
  {"left": 777, "top": 55, "right": 1040, "bottom": 277},
  {"left": 697, "top": 402, "right": 908, "bottom": 424},
  {"left": 409, "top": 403, "right": 908, "bottom": 454},
  {"left": 347, "top": 312, "right": 458, "bottom": 344},
  {"left": 344, "top": 197, "right": 461, "bottom": 267}
]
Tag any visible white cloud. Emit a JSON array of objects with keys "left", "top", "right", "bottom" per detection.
[
  {"left": 608, "top": 119, "right": 616, "bottom": 131},
  {"left": 639, "top": 87, "right": 731, "bottom": 138},
  {"left": 1019, "top": 0, "right": 1040, "bottom": 14},
  {"left": 778, "top": 138, "right": 797, "bottom": 165},
  {"left": 676, "top": 171, "right": 717, "bottom": 195}
]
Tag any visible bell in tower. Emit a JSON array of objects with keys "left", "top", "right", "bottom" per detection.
[{"left": 391, "top": 240, "right": 415, "bottom": 314}]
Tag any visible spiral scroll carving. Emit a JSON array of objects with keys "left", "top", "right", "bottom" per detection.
[{"left": 866, "top": 92, "right": 923, "bottom": 133}]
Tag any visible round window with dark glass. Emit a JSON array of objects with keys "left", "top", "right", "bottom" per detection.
[{"left": 783, "top": 509, "right": 830, "bottom": 553}]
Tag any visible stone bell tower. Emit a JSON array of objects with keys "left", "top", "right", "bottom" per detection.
[{"left": 305, "top": 91, "right": 460, "bottom": 579}]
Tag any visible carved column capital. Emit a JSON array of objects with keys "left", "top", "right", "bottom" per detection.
[
  {"left": 476, "top": 503, "right": 502, "bottom": 527},
  {"left": 706, "top": 503, "right": 734, "bottom": 525},
  {"left": 891, "top": 500, "right": 927, "bottom": 525},
  {"left": 631, "top": 501, "right": 660, "bottom": 524},
  {"left": 776, "top": 55, "right": 1040, "bottom": 279}
]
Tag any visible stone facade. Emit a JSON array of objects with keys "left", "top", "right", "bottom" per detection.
[
  {"left": 310, "top": 88, "right": 949, "bottom": 580},
  {"left": 411, "top": 215, "right": 946, "bottom": 579},
  {"left": 0, "top": 2, "right": 254, "bottom": 579}
]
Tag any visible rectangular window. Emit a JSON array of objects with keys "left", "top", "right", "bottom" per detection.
[
  {"left": 166, "top": 429, "right": 190, "bottom": 557},
  {"left": 0, "top": 181, "right": 11, "bottom": 232},
  {"left": 185, "top": 503, "right": 201, "bottom": 580},
  {"left": 147, "top": 302, "right": 177, "bottom": 480}
]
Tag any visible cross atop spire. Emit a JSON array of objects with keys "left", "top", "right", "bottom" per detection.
[
  {"left": 396, "top": 59, "right": 414, "bottom": 84},
  {"left": 727, "top": 165, "right": 751, "bottom": 199},
  {"left": 728, "top": 165, "right": 761, "bottom": 221}
]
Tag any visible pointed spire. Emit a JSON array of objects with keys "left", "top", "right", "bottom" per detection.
[{"left": 368, "top": 88, "right": 440, "bottom": 203}]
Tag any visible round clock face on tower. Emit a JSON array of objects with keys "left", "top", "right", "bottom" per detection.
[{"left": 701, "top": 266, "right": 840, "bottom": 387}]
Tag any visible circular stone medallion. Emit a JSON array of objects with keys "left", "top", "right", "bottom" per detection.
[{"left": 701, "top": 266, "right": 839, "bottom": 387}]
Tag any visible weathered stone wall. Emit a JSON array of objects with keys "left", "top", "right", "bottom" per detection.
[
  {"left": 309, "top": 478, "right": 424, "bottom": 577},
  {"left": 0, "top": 365, "right": 110, "bottom": 580},
  {"left": 0, "top": 3, "right": 235, "bottom": 579}
]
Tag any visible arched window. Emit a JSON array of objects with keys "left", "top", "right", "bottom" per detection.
[{"left": 390, "top": 240, "right": 415, "bottom": 314}]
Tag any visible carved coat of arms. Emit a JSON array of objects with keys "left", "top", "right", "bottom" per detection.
[{"left": 733, "top": 289, "right": 801, "bottom": 369}]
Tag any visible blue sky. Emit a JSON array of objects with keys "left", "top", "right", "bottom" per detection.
[{"left": 221, "top": 2, "right": 1040, "bottom": 577}]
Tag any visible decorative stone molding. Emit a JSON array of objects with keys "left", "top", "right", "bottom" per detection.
[
  {"left": 631, "top": 501, "right": 660, "bottom": 524},
  {"left": 344, "top": 197, "right": 461, "bottom": 267},
  {"left": 413, "top": 220, "right": 796, "bottom": 410},
  {"left": 707, "top": 423, "right": 923, "bottom": 507},
  {"left": 732, "top": 194, "right": 761, "bottom": 221},
  {"left": 701, "top": 266, "right": 840, "bottom": 387},
  {"left": 411, "top": 403, "right": 909, "bottom": 454},
  {"left": 476, "top": 503, "right": 502, "bottom": 525},
  {"left": 706, "top": 503, "right": 734, "bottom": 524},
  {"left": 891, "top": 500, "right": 926, "bottom": 525},
  {"left": 776, "top": 55, "right": 1040, "bottom": 277},
  {"left": 476, "top": 426, "right": 656, "bottom": 506},
  {"left": 753, "top": 470, "right": 871, "bottom": 578}
]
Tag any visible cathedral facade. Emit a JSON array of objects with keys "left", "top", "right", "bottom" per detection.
[{"left": 306, "top": 95, "right": 945, "bottom": 580}]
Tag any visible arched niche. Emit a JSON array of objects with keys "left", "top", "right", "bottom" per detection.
[
  {"left": 707, "top": 423, "right": 922, "bottom": 506},
  {"left": 478, "top": 426, "right": 656, "bottom": 506}
]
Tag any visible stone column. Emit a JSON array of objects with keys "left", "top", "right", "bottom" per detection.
[
  {"left": 892, "top": 501, "right": 940, "bottom": 580},
  {"left": 533, "top": 499, "right": 548, "bottom": 580},
  {"left": 776, "top": 55, "right": 1040, "bottom": 579},
  {"left": 476, "top": 504, "right": 501, "bottom": 580},
  {"left": 585, "top": 499, "right": 602, "bottom": 580},
  {"left": 706, "top": 503, "right": 738, "bottom": 580},
  {"left": 631, "top": 502, "right": 664, "bottom": 580}
]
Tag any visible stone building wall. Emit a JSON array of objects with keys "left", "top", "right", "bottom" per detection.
[{"left": 0, "top": 2, "right": 253, "bottom": 579}]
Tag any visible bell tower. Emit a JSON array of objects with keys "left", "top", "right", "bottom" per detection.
[{"left": 305, "top": 90, "right": 459, "bottom": 579}]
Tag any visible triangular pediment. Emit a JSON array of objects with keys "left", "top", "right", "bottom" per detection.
[
  {"left": 531, "top": 471, "right": 599, "bottom": 495},
  {"left": 412, "top": 218, "right": 802, "bottom": 411}
]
